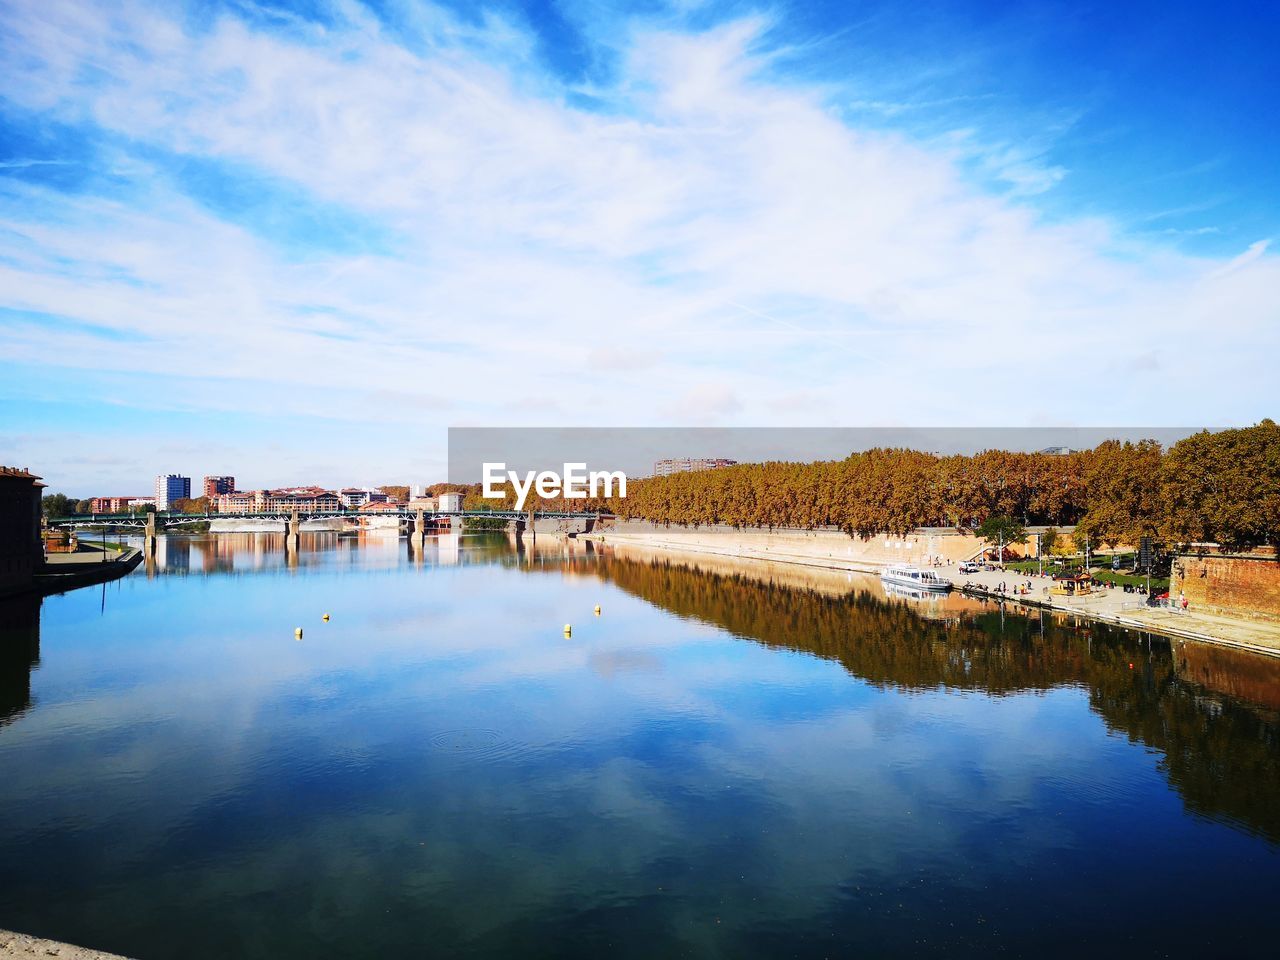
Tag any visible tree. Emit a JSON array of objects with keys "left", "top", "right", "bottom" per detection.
[
  {"left": 1075, "top": 439, "right": 1164, "bottom": 547},
  {"left": 41, "top": 493, "right": 74, "bottom": 518},
  {"left": 379, "top": 485, "right": 410, "bottom": 502},
  {"left": 75, "top": 499, "right": 93, "bottom": 514},
  {"left": 975, "top": 515, "right": 1027, "bottom": 562},
  {"left": 1040, "top": 527, "right": 1059, "bottom": 558},
  {"left": 170, "top": 497, "right": 210, "bottom": 515},
  {"left": 1162, "top": 420, "right": 1280, "bottom": 551}
]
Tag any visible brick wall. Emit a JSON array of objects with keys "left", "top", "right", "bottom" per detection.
[{"left": 1169, "top": 550, "right": 1280, "bottom": 623}]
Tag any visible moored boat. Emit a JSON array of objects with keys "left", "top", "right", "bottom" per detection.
[{"left": 880, "top": 564, "right": 953, "bottom": 593}]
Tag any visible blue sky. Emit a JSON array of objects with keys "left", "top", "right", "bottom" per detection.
[{"left": 1, "top": 0, "right": 1277, "bottom": 495}]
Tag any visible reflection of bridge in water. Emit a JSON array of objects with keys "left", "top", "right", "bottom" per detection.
[{"left": 137, "top": 529, "right": 514, "bottom": 577}]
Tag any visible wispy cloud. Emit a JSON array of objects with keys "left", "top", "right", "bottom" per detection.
[
  {"left": 0, "top": 158, "right": 73, "bottom": 169},
  {"left": 0, "top": 0, "right": 1276, "bottom": 491},
  {"left": 1208, "top": 239, "right": 1271, "bottom": 280}
]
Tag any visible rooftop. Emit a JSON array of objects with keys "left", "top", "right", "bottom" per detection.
[{"left": 0, "top": 466, "right": 45, "bottom": 487}]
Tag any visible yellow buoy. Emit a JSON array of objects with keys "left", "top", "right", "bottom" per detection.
[
  {"left": 593, "top": 605, "right": 601, "bottom": 615},
  {"left": 563, "top": 623, "right": 572, "bottom": 636},
  {"left": 322, "top": 613, "right": 330, "bottom": 622},
  {"left": 295, "top": 627, "right": 303, "bottom": 640}
]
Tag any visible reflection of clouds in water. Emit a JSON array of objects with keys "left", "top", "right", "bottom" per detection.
[
  {"left": 6, "top": 536, "right": 1280, "bottom": 956},
  {"left": 588, "top": 649, "right": 664, "bottom": 679},
  {"left": 693, "top": 690, "right": 1105, "bottom": 888}
]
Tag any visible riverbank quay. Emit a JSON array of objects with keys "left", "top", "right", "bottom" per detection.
[
  {"left": 581, "top": 520, "right": 991, "bottom": 573},
  {"left": 582, "top": 523, "right": 1280, "bottom": 659},
  {"left": 1, "top": 929, "right": 131, "bottom": 959},
  {"left": 957, "top": 567, "right": 1280, "bottom": 658},
  {"left": 4, "top": 548, "right": 145, "bottom": 598}
]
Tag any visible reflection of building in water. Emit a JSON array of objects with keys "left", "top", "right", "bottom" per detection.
[
  {"left": 145, "top": 531, "right": 354, "bottom": 579},
  {"left": 192, "top": 536, "right": 236, "bottom": 574},
  {"left": 153, "top": 536, "right": 192, "bottom": 574},
  {"left": 0, "top": 594, "right": 41, "bottom": 726},
  {"left": 438, "top": 532, "right": 460, "bottom": 566}
]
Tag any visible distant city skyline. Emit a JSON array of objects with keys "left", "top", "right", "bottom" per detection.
[{"left": 2, "top": 0, "right": 1277, "bottom": 494}]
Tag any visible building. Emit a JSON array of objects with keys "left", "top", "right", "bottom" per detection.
[
  {"left": 339, "top": 488, "right": 370, "bottom": 509},
  {"left": 0, "top": 467, "right": 45, "bottom": 595},
  {"left": 154, "top": 474, "right": 191, "bottom": 511},
  {"left": 202, "top": 476, "right": 235, "bottom": 500},
  {"left": 215, "top": 491, "right": 263, "bottom": 513},
  {"left": 1037, "top": 446, "right": 1078, "bottom": 456},
  {"left": 89, "top": 497, "right": 137, "bottom": 514},
  {"left": 265, "top": 488, "right": 340, "bottom": 512},
  {"left": 339, "top": 488, "right": 390, "bottom": 510},
  {"left": 653, "top": 458, "right": 738, "bottom": 477},
  {"left": 358, "top": 500, "right": 403, "bottom": 514},
  {"left": 438, "top": 492, "right": 465, "bottom": 512}
]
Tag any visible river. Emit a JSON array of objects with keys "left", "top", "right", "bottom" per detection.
[{"left": 2, "top": 532, "right": 1279, "bottom": 958}]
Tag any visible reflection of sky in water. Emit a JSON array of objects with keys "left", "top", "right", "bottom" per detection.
[{"left": 0, "top": 534, "right": 1278, "bottom": 958}]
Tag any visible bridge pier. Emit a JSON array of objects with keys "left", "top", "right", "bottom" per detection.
[
  {"left": 144, "top": 511, "right": 157, "bottom": 557},
  {"left": 409, "top": 507, "right": 427, "bottom": 554},
  {"left": 285, "top": 510, "right": 300, "bottom": 553}
]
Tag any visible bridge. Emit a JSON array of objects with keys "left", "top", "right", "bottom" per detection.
[
  {"left": 46, "top": 509, "right": 599, "bottom": 527},
  {"left": 46, "top": 509, "right": 608, "bottom": 555}
]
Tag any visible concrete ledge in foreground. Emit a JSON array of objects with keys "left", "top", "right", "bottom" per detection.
[{"left": 0, "top": 929, "right": 132, "bottom": 960}]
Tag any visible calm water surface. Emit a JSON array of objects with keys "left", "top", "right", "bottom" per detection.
[{"left": 2, "top": 532, "right": 1280, "bottom": 959}]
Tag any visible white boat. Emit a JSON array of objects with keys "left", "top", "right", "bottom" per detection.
[{"left": 880, "top": 564, "right": 953, "bottom": 593}]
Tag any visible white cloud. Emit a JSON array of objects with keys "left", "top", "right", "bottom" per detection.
[
  {"left": 1208, "top": 239, "right": 1271, "bottom": 280},
  {"left": 0, "top": 1, "right": 1277, "bottom": 490}
]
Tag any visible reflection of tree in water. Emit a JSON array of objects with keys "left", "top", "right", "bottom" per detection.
[
  {"left": 0, "top": 594, "right": 41, "bottom": 727},
  {"left": 575, "top": 552, "right": 1280, "bottom": 844}
]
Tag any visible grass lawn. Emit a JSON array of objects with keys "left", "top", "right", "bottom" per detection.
[
  {"left": 999, "top": 558, "right": 1169, "bottom": 591},
  {"left": 1090, "top": 569, "right": 1170, "bottom": 591}
]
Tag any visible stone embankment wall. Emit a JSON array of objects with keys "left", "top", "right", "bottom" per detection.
[
  {"left": 584, "top": 520, "right": 988, "bottom": 572},
  {"left": 1170, "top": 551, "right": 1280, "bottom": 623},
  {"left": 530, "top": 517, "right": 591, "bottom": 536}
]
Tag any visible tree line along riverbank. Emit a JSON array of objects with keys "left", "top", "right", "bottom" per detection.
[{"left": 467, "top": 421, "right": 1279, "bottom": 551}]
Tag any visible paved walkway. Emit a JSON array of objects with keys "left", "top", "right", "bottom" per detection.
[
  {"left": 950, "top": 564, "right": 1280, "bottom": 657},
  {"left": 44, "top": 546, "right": 127, "bottom": 565}
]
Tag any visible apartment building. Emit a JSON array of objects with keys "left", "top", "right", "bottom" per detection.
[
  {"left": 653, "top": 458, "right": 738, "bottom": 477},
  {"left": 154, "top": 474, "right": 191, "bottom": 510}
]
